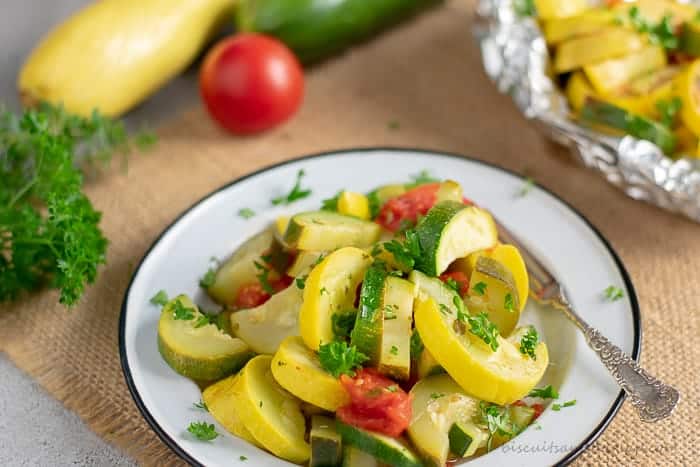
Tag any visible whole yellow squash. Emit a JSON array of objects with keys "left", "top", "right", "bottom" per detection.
[{"left": 18, "top": 0, "right": 234, "bottom": 117}]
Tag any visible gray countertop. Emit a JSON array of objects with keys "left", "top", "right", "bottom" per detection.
[{"left": 1, "top": 1, "right": 199, "bottom": 465}]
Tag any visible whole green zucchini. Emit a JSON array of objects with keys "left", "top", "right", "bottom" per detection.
[{"left": 235, "top": 0, "right": 444, "bottom": 64}]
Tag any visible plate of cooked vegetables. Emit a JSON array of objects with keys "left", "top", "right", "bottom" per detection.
[
  {"left": 120, "top": 148, "right": 640, "bottom": 466},
  {"left": 476, "top": 0, "right": 700, "bottom": 221}
]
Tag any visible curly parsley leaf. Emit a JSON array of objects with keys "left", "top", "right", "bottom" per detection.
[
  {"left": 150, "top": 290, "right": 169, "bottom": 306},
  {"left": 552, "top": 399, "right": 577, "bottom": 411},
  {"left": 172, "top": 300, "right": 196, "bottom": 321},
  {"left": 528, "top": 385, "right": 559, "bottom": 399},
  {"left": 199, "top": 267, "right": 216, "bottom": 289},
  {"left": 238, "top": 208, "right": 255, "bottom": 219},
  {"left": 366, "top": 190, "right": 382, "bottom": 219},
  {"left": 410, "top": 329, "right": 424, "bottom": 360},
  {"left": 477, "top": 402, "right": 517, "bottom": 451},
  {"left": 193, "top": 400, "right": 208, "bottom": 411},
  {"left": 504, "top": 293, "right": 515, "bottom": 313},
  {"left": 383, "top": 229, "right": 422, "bottom": 270},
  {"left": 0, "top": 103, "right": 152, "bottom": 306},
  {"left": 656, "top": 97, "right": 682, "bottom": 128},
  {"left": 187, "top": 421, "right": 218, "bottom": 441},
  {"left": 321, "top": 191, "right": 342, "bottom": 211},
  {"left": 272, "top": 169, "right": 311, "bottom": 206},
  {"left": 406, "top": 169, "right": 438, "bottom": 188},
  {"left": 254, "top": 260, "right": 275, "bottom": 294},
  {"left": 519, "top": 326, "right": 539, "bottom": 360},
  {"left": 318, "top": 341, "right": 369, "bottom": 378},
  {"left": 471, "top": 281, "right": 487, "bottom": 296}
]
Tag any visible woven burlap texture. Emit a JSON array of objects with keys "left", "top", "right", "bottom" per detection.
[{"left": 1, "top": 2, "right": 698, "bottom": 466}]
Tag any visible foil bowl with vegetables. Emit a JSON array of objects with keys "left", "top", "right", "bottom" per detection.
[{"left": 474, "top": 0, "right": 700, "bottom": 221}]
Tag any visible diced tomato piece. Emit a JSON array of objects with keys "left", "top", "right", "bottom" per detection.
[
  {"left": 376, "top": 183, "right": 441, "bottom": 232},
  {"left": 234, "top": 276, "right": 292, "bottom": 309},
  {"left": 439, "top": 271, "right": 470, "bottom": 296},
  {"left": 531, "top": 403, "right": 544, "bottom": 420},
  {"left": 234, "top": 283, "right": 270, "bottom": 309},
  {"left": 336, "top": 368, "right": 412, "bottom": 437},
  {"left": 462, "top": 196, "right": 474, "bottom": 206}
]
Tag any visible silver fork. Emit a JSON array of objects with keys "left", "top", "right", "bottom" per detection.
[{"left": 495, "top": 221, "right": 680, "bottom": 422}]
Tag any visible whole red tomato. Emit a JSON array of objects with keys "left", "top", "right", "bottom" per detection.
[{"left": 200, "top": 34, "right": 304, "bottom": 134}]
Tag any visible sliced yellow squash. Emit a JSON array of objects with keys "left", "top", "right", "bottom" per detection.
[
  {"left": 337, "top": 191, "right": 371, "bottom": 220},
  {"left": 232, "top": 356, "right": 310, "bottom": 463},
  {"left": 584, "top": 45, "right": 666, "bottom": 95},
  {"left": 468, "top": 256, "right": 520, "bottom": 337},
  {"left": 414, "top": 297, "right": 548, "bottom": 405},
  {"left": 276, "top": 216, "right": 290, "bottom": 236},
  {"left": 286, "top": 250, "right": 325, "bottom": 277},
  {"left": 157, "top": 295, "right": 254, "bottom": 381},
  {"left": 271, "top": 336, "right": 350, "bottom": 411},
  {"left": 554, "top": 28, "right": 646, "bottom": 74},
  {"left": 543, "top": 9, "right": 615, "bottom": 45},
  {"left": 202, "top": 375, "right": 260, "bottom": 447},
  {"left": 299, "top": 247, "right": 373, "bottom": 350},
  {"left": 230, "top": 284, "right": 303, "bottom": 355},
  {"left": 534, "top": 0, "right": 588, "bottom": 20}
]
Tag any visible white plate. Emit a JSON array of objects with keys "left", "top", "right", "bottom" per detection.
[{"left": 120, "top": 148, "right": 640, "bottom": 467}]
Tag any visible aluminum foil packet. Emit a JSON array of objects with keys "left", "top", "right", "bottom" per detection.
[{"left": 473, "top": 0, "right": 700, "bottom": 221}]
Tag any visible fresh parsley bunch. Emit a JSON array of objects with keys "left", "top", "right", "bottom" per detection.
[{"left": 0, "top": 103, "right": 154, "bottom": 306}]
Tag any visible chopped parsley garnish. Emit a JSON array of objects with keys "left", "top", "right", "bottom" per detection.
[
  {"left": 272, "top": 169, "right": 312, "bottom": 205},
  {"left": 390, "top": 345, "right": 399, "bottom": 355},
  {"left": 259, "top": 401, "right": 263, "bottom": 408},
  {"left": 513, "top": 0, "right": 536, "bottom": 17},
  {"left": 318, "top": 341, "right": 369, "bottom": 378},
  {"left": 199, "top": 267, "right": 216, "bottom": 289},
  {"left": 472, "top": 281, "right": 487, "bottom": 296},
  {"left": 467, "top": 311, "right": 500, "bottom": 352},
  {"left": 386, "top": 384, "right": 399, "bottom": 392},
  {"left": 445, "top": 278, "right": 460, "bottom": 293},
  {"left": 477, "top": 402, "right": 516, "bottom": 451},
  {"left": 656, "top": 97, "right": 682, "bottom": 128},
  {"left": 321, "top": 191, "right": 342, "bottom": 211},
  {"left": 528, "top": 385, "right": 559, "bottom": 399},
  {"left": 552, "top": 400, "right": 577, "bottom": 411},
  {"left": 332, "top": 311, "right": 356, "bottom": 340},
  {"left": 430, "top": 392, "right": 445, "bottom": 399},
  {"left": 407, "top": 169, "right": 438, "bottom": 187},
  {"left": 172, "top": 300, "right": 196, "bottom": 321},
  {"left": 237, "top": 208, "right": 255, "bottom": 219},
  {"left": 193, "top": 400, "right": 208, "bottom": 411},
  {"left": 194, "top": 314, "right": 216, "bottom": 329},
  {"left": 295, "top": 276, "right": 306, "bottom": 290},
  {"left": 452, "top": 295, "right": 469, "bottom": 322},
  {"left": 604, "top": 285, "right": 624, "bottom": 301},
  {"left": 383, "top": 304, "right": 398, "bottom": 320},
  {"left": 150, "top": 290, "right": 169, "bottom": 306},
  {"left": 439, "top": 303, "right": 452, "bottom": 316},
  {"left": 519, "top": 326, "right": 539, "bottom": 360},
  {"left": 518, "top": 177, "right": 535, "bottom": 197},
  {"left": 320, "top": 286, "right": 329, "bottom": 295},
  {"left": 383, "top": 229, "right": 421, "bottom": 270},
  {"left": 410, "top": 329, "right": 424, "bottom": 359},
  {"left": 253, "top": 260, "right": 275, "bottom": 294},
  {"left": 239, "top": 456, "right": 247, "bottom": 461},
  {"left": 367, "top": 190, "right": 382, "bottom": 219},
  {"left": 387, "top": 120, "right": 400, "bottom": 130},
  {"left": 187, "top": 422, "right": 218, "bottom": 441},
  {"left": 627, "top": 7, "right": 679, "bottom": 50},
  {"left": 504, "top": 293, "right": 515, "bottom": 313}
]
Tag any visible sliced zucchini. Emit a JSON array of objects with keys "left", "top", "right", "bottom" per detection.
[
  {"left": 409, "top": 270, "right": 461, "bottom": 314},
  {"left": 489, "top": 405, "right": 537, "bottom": 449},
  {"left": 378, "top": 277, "right": 415, "bottom": 380},
  {"left": 207, "top": 228, "right": 278, "bottom": 305},
  {"left": 350, "top": 263, "right": 389, "bottom": 364},
  {"left": 337, "top": 191, "right": 371, "bottom": 220},
  {"left": 311, "top": 415, "right": 343, "bottom": 467},
  {"left": 271, "top": 336, "right": 350, "bottom": 411},
  {"left": 580, "top": 98, "right": 676, "bottom": 154},
  {"left": 287, "top": 250, "right": 325, "bottom": 277},
  {"left": 408, "top": 374, "right": 485, "bottom": 466},
  {"left": 449, "top": 421, "right": 487, "bottom": 458},
  {"left": 468, "top": 256, "right": 521, "bottom": 337},
  {"left": 230, "top": 284, "right": 303, "bottom": 355},
  {"left": 157, "top": 295, "right": 254, "bottom": 381},
  {"left": 414, "top": 201, "right": 497, "bottom": 277},
  {"left": 283, "top": 211, "right": 381, "bottom": 251},
  {"left": 202, "top": 375, "right": 260, "bottom": 447},
  {"left": 342, "top": 446, "right": 378, "bottom": 467},
  {"left": 583, "top": 45, "right": 666, "bottom": 95},
  {"left": 336, "top": 422, "right": 423, "bottom": 467},
  {"left": 232, "top": 356, "right": 310, "bottom": 463},
  {"left": 554, "top": 28, "right": 645, "bottom": 74},
  {"left": 413, "top": 297, "right": 549, "bottom": 405},
  {"left": 416, "top": 347, "right": 444, "bottom": 379},
  {"left": 300, "top": 247, "right": 373, "bottom": 350}
]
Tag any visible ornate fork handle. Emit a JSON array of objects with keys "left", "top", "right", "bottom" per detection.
[{"left": 552, "top": 290, "right": 680, "bottom": 423}]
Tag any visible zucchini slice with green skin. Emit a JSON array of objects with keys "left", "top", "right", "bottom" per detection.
[
  {"left": 682, "top": 21, "right": 700, "bottom": 56},
  {"left": 336, "top": 422, "right": 424, "bottom": 467},
  {"left": 580, "top": 98, "right": 676, "bottom": 154},
  {"left": 377, "top": 277, "right": 415, "bottom": 381},
  {"left": 342, "top": 446, "right": 378, "bottom": 467},
  {"left": 449, "top": 421, "right": 487, "bottom": 458},
  {"left": 157, "top": 295, "right": 254, "bottom": 381},
  {"left": 416, "top": 347, "right": 444, "bottom": 379},
  {"left": 414, "top": 201, "right": 498, "bottom": 277},
  {"left": 235, "top": 0, "right": 443, "bottom": 64},
  {"left": 350, "top": 263, "right": 389, "bottom": 364},
  {"left": 311, "top": 415, "right": 343, "bottom": 467},
  {"left": 230, "top": 284, "right": 303, "bottom": 355},
  {"left": 284, "top": 211, "right": 382, "bottom": 251}
]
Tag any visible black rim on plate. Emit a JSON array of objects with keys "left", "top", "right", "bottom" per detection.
[{"left": 119, "top": 147, "right": 642, "bottom": 467}]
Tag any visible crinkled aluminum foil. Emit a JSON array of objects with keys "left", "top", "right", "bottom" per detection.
[{"left": 474, "top": 0, "right": 700, "bottom": 221}]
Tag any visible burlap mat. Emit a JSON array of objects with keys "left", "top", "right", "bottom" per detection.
[{"left": 1, "top": 2, "right": 698, "bottom": 465}]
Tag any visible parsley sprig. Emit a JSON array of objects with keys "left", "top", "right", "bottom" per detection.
[
  {"left": 253, "top": 260, "right": 275, "bottom": 294},
  {"left": 0, "top": 103, "right": 153, "bottom": 306},
  {"left": 150, "top": 290, "right": 169, "bottom": 306},
  {"left": 604, "top": 285, "right": 624, "bottom": 301},
  {"left": 627, "top": 7, "right": 679, "bottom": 50},
  {"left": 528, "top": 385, "right": 559, "bottom": 399},
  {"left": 318, "top": 341, "right": 369, "bottom": 378},
  {"left": 552, "top": 399, "right": 577, "bottom": 411},
  {"left": 272, "top": 169, "right": 311, "bottom": 205},
  {"left": 331, "top": 311, "right": 356, "bottom": 340},
  {"left": 321, "top": 191, "right": 342, "bottom": 211},
  {"left": 656, "top": 97, "right": 682, "bottom": 129},
  {"left": 453, "top": 294, "right": 500, "bottom": 351},
  {"left": 519, "top": 326, "right": 539, "bottom": 360},
  {"left": 477, "top": 402, "right": 517, "bottom": 451},
  {"left": 172, "top": 300, "right": 196, "bottom": 321},
  {"left": 382, "top": 229, "right": 422, "bottom": 270},
  {"left": 187, "top": 422, "right": 218, "bottom": 441}
]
